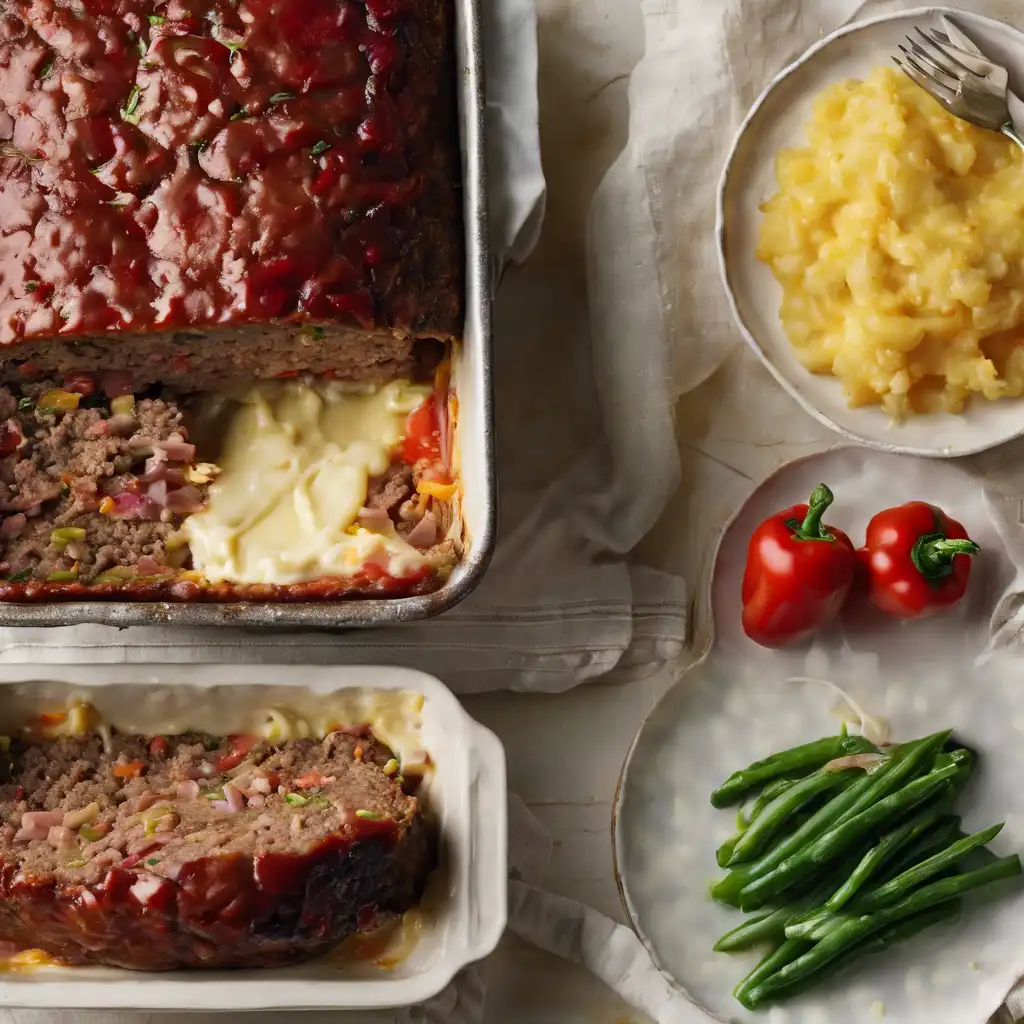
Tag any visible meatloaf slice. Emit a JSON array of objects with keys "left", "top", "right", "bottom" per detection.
[
  {"left": 0, "top": 381, "right": 209, "bottom": 584},
  {"left": 0, "top": 0, "right": 462, "bottom": 383},
  {"left": 0, "top": 729, "right": 435, "bottom": 970}
]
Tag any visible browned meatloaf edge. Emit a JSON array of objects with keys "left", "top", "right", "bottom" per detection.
[{"left": 0, "top": 729, "right": 436, "bottom": 970}]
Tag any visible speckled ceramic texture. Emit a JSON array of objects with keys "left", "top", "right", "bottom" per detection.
[
  {"left": 614, "top": 448, "right": 1024, "bottom": 1023},
  {"left": 717, "top": 7, "right": 1024, "bottom": 458}
]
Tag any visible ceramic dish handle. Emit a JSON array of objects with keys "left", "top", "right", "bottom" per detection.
[{"left": 465, "top": 721, "right": 509, "bottom": 960}]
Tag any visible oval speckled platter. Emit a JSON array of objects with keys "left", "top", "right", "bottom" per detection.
[{"left": 613, "top": 447, "right": 1024, "bottom": 1024}]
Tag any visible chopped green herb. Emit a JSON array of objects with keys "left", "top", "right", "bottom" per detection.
[
  {"left": 269, "top": 92, "right": 294, "bottom": 104},
  {"left": 220, "top": 39, "right": 245, "bottom": 56},
  {"left": 301, "top": 325, "right": 325, "bottom": 340},
  {"left": 311, "top": 140, "right": 331, "bottom": 156},
  {"left": 38, "top": 61, "right": 54, "bottom": 80},
  {"left": 138, "top": 37, "right": 148, "bottom": 58},
  {"left": 51, "top": 526, "right": 86, "bottom": 548},
  {"left": 46, "top": 569, "right": 79, "bottom": 582},
  {"left": 147, "top": 857, "right": 160, "bottom": 865},
  {"left": 284, "top": 793, "right": 309, "bottom": 807},
  {"left": 24, "top": 280, "right": 39, "bottom": 292},
  {"left": 203, "top": 787, "right": 225, "bottom": 800},
  {"left": 148, "top": 14, "right": 166, "bottom": 24},
  {"left": 355, "top": 809, "right": 384, "bottom": 821},
  {"left": 59, "top": 482, "right": 71, "bottom": 498},
  {"left": 230, "top": 106, "right": 249, "bottom": 121},
  {"left": 17, "top": 396, "right": 33, "bottom": 410},
  {"left": 6, "top": 569, "right": 32, "bottom": 583},
  {"left": 189, "top": 139, "right": 207, "bottom": 152},
  {"left": 121, "top": 84, "right": 143, "bottom": 124}
]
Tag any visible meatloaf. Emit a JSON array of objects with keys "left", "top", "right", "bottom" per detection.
[
  {"left": 0, "top": 727, "right": 435, "bottom": 969},
  {"left": 0, "top": 372, "right": 458, "bottom": 598},
  {"left": 0, "top": 0, "right": 462, "bottom": 384}
]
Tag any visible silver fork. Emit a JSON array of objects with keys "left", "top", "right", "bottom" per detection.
[{"left": 892, "top": 25, "right": 1024, "bottom": 152}]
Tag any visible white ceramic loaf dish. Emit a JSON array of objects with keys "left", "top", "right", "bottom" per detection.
[{"left": 0, "top": 664, "right": 507, "bottom": 1011}]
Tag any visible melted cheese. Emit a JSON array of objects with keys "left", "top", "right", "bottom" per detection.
[
  {"left": 183, "top": 380, "right": 432, "bottom": 584},
  {"left": 13, "top": 691, "right": 429, "bottom": 776}
]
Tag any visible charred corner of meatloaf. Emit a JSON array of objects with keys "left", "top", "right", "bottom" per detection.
[{"left": 0, "top": 376, "right": 211, "bottom": 584}]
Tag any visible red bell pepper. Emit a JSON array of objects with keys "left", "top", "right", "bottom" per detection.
[
  {"left": 741, "top": 484, "right": 856, "bottom": 648},
  {"left": 858, "top": 501, "right": 979, "bottom": 619}
]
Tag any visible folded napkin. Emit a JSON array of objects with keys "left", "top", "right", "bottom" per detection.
[{"left": 0, "top": 0, "right": 687, "bottom": 695}]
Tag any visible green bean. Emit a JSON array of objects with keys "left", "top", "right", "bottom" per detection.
[
  {"left": 745, "top": 855, "right": 1022, "bottom": 1006},
  {"left": 711, "top": 732, "right": 946, "bottom": 905},
  {"left": 741, "top": 773, "right": 806, "bottom": 827},
  {"left": 733, "top": 937, "right": 810, "bottom": 1008},
  {"left": 785, "top": 819, "right": 997, "bottom": 942},
  {"left": 727, "top": 769, "right": 855, "bottom": 867},
  {"left": 714, "top": 876, "right": 841, "bottom": 952},
  {"left": 854, "top": 823, "right": 1004, "bottom": 914},
  {"left": 838, "top": 731, "right": 951, "bottom": 820},
  {"left": 715, "top": 907, "right": 790, "bottom": 952},
  {"left": 874, "top": 815, "right": 961, "bottom": 885},
  {"left": 739, "top": 761, "right": 960, "bottom": 911},
  {"left": 712, "top": 774, "right": 877, "bottom": 904},
  {"left": 819, "top": 803, "right": 948, "bottom": 913},
  {"left": 710, "top": 732, "right": 878, "bottom": 808},
  {"left": 748, "top": 901, "right": 962, "bottom": 1007}
]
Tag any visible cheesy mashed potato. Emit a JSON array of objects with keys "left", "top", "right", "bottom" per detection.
[{"left": 758, "top": 66, "right": 1024, "bottom": 417}]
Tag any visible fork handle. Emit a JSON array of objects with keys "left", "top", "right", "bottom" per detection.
[{"left": 1000, "top": 121, "right": 1024, "bottom": 154}]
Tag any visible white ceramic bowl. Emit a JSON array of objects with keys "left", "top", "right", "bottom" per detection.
[
  {"left": 0, "top": 665, "right": 507, "bottom": 1012},
  {"left": 613, "top": 448, "right": 1024, "bottom": 1023},
  {"left": 717, "top": 6, "right": 1024, "bottom": 457}
]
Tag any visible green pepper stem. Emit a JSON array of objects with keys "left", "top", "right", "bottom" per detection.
[
  {"left": 911, "top": 533, "right": 980, "bottom": 580},
  {"left": 791, "top": 483, "right": 835, "bottom": 542}
]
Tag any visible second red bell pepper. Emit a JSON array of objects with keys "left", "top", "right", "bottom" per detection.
[
  {"left": 741, "top": 483, "right": 857, "bottom": 648},
  {"left": 858, "top": 501, "right": 979, "bottom": 619}
]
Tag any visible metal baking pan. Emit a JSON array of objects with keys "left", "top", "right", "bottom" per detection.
[
  {"left": 0, "top": 663, "right": 507, "bottom": 1010},
  {"left": 0, "top": 0, "right": 494, "bottom": 628}
]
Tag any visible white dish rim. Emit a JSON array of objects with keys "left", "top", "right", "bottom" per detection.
[{"left": 715, "top": 5, "right": 1024, "bottom": 459}]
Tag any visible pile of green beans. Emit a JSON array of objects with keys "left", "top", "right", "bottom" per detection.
[{"left": 708, "top": 728, "right": 1021, "bottom": 1010}]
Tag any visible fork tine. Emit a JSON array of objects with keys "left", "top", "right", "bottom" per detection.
[
  {"left": 914, "top": 27, "right": 976, "bottom": 76},
  {"left": 926, "top": 27, "right": 999, "bottom": 77},
  {"left": 904, "top": 36, "right": 961, "bottom": 88},
  {"left": 893, "top": 54, "right": 958, "bottom": 106}
]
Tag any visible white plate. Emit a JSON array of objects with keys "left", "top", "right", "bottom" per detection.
[
  {"left": 717, "top": 7, "right": 1024, "bottom": 458},
  {"left": 614, "top": 448, "right": 1024, "bottom": 1023},
  {"left": 0, "top": 665, "right": 507, "bottom": 1011}
]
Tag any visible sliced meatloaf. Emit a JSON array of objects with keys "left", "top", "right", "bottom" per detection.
[
  {"left": 0, "top": 728, "right": 435, "bottom": 969},
  {"left": 0, "top": 379, "right": 209, "bottom": 584},
  {"left": 0, "top": 0, "right": 462, "bottom": 384}
]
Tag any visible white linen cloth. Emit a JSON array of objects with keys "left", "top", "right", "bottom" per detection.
[
  {"left": 583, "top": 1, "right": 1024, "bottom": 1021},
  {"left": 0, "top": 0, "right": 688, "bottom": 693}
]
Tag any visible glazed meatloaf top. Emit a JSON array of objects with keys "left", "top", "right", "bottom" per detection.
[{"left": 0, "top": 0, "right": 461, "bottom": 354}]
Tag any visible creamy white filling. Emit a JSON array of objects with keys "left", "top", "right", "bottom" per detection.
[{"left": 182, "top": 380, "right": 433, "bottom": 585}]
